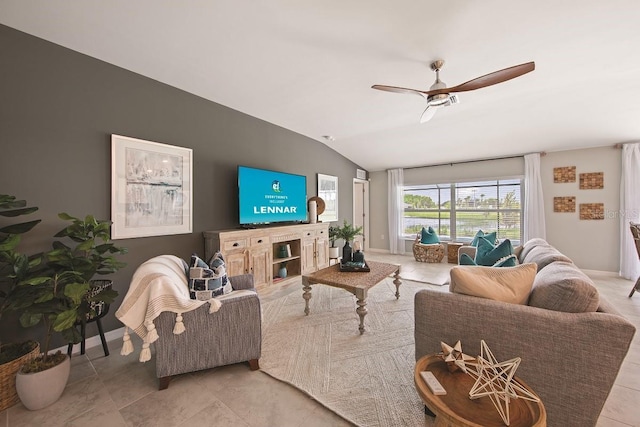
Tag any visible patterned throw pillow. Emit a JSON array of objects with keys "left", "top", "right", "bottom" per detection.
[
  {"left": 420, "top": 226, "right": 440, "bottom": 244},
  {"left": 474, "top": 238, "right": 516, "bottom": 267},
  {"left": 470, "top": 230, "right": 497, "bottom": 247},
  {"left": 460, "top": 251, "right": 517, "bottom": 267},
  {"left": 188, "top": 253, "right": 232, "bottom": 300},
  {"left": 207, "top": 251, "right": 232, "bottom": 294}
]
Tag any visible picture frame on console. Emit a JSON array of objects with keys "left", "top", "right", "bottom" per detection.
[
  {"left": 111, "top": 134, "right": 193, "bottom": 239},
  {"left": 317, "top": 173, "right": 338, "bottom": 222}
]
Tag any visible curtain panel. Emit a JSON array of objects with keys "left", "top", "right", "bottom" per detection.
[
  {"left": 523, "top": 153, "right": 546, "bottom": 241},
  {"left": 387, "top": 168, "right": 404, "bottom": 254},
  {"left": 620, "top": 143, "right": 640, "bottom": 279}
]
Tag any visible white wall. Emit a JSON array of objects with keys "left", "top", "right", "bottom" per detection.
[
  {"left": 541, "top": 146, "right": 621, "bottom": 272},
  {"left": 369, "top": 146, "right": 622, "bottom": 272}
]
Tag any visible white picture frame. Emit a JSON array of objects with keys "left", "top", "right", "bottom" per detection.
[
  {"left": 317, "top": 173, "right": 338, "bottom": 222},
  {"left": 111, "top": 134, "right": 193, "bottom": 239}
]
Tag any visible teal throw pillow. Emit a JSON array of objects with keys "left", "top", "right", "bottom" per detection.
[
  {"left": 420, "top": 226, "right": 440, "bottom": 244},
  {"left": 474, "top": 238, "right": 514, "bottom": 266},
  {"left": 459, "top": 251, "right": 516, "bottom": 267},
  {"left": 471, "top": 230, "right": 497, "bottom": 247},
  {"left": 459, "top": 253, "right": 476, "bottom": 265}
]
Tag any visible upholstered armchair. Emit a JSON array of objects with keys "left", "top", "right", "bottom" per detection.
[
  {"left": 116, "top": 255, "right": 262, "bottom": 390},
  {"left": 153, "top": 273, "right": 262, "bottom": 389}
]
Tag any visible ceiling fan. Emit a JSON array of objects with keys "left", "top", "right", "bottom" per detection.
[{"left": 372, "top": 60, "right": 535, "bottom": 123}]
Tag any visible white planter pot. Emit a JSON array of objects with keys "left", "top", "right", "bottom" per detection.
[
  {"left": 329, "top": 247, "right": 340, "bottom": 259},
  {"left": 16, "top": 355, "right": 70, "bottom": 410}
]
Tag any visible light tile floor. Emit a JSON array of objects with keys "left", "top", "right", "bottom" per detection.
[{"left": 1, "top": 253, "right": 639, "bottom": 426}]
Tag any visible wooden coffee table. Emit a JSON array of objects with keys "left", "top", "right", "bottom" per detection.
[
  {"left": 301, "top": 260, "right": 401, "bottom": 334},
  {"left": 414, "top": 355, "right": 546, "bottom": 427}
]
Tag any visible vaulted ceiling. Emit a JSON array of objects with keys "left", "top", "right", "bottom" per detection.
[{"left": 2, "top": 1, "right": 639, "bottom": 171}]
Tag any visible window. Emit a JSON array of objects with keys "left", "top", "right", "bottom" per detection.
[{"left": 403, "top": 179, "right": 523, "bottom": 243}]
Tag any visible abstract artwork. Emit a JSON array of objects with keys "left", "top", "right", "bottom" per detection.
[
  {"left": 579, "top": 203, "right": 604, "bottom": 220},
  {"left": 111, "top": 135, "right": 192, "bottom": 239},
  {"left": 553, "top": 196, "right": 576, "bottom": 213},
  {"left": 579, "top": 172, "right": 604, "bottom": 189},
  {"left": 553, "top": 166, "right": 576, "bottom": 183},
  {"left": 317, "top": 174, "right": 338, "bottom": 222}
]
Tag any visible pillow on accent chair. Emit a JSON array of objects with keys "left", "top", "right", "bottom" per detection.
[
  {"left": 474, "top": 238, "right": 516, "bottom": 267},
  {"left": 188, "top": 253, "right": 232, "bottom": 300},
  {"left": 449, "top": 263, "right": 537, "bottom": 305},
  {"left": 420, "top": 226, "right": 440, "bottom": 244},
  {"left": 470, "top": 230, "right": 497, "bottom": 247}
]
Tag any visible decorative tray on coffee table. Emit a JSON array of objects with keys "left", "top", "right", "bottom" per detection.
[{"left": 339, "top": 261, "right": 370, "bottom": 272}]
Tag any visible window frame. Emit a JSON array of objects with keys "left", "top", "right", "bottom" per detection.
[{"left": 403, "top": 177, "right": 524, "bottom": 245}]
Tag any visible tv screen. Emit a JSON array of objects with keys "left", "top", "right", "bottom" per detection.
[{"left": 238, "top": 166, "right": 308, "bottom": 225}]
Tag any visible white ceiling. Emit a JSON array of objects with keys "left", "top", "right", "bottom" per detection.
[{"left": 2, "top": 1, "right": 640, "bottom": 171}]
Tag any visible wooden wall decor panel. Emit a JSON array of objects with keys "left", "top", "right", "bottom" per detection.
[
  {"left": 579, "top": 172, "right": 604, "bottom": 189},
  {"left": 553, "top": 166, "right": 576, "bottom": 183},
  {"left": 579, "top": 203, "right": 604, "bottom": 220},
  {"left": 554, "top": 196, "right": 576, "bottom": 213}
]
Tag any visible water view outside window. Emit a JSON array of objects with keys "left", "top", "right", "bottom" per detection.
[{"left": 403, "top": 179, "right": 523, "bottom": 243}]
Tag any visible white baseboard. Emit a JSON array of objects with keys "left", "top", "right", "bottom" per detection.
[{"left": 53, "top": 326, "right": 125, "bottom": 355}]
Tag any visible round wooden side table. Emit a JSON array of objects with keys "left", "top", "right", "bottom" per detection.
[{"left": 414, "top": 355, "right": 546, "bottom": 427}]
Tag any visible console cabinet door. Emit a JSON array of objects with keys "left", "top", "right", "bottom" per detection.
[
  {"left": 301, "top": 238, "right": 316, "bottom": 275},
  {"left": 315, "top": 236, "right": 329, "bottom": 269},
  {"left": 226, "top": 251, "right": 248, "bottom": 277},
  {"left": 249, "top": 246, "right": 271, "bottom": 287}
]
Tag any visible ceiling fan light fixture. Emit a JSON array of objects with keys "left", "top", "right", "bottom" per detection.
[{"left": 427, "top": 93, "right": 451, "bottom": 106}]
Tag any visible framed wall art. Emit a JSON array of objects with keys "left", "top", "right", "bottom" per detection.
[
  {"left": 111, "top": 134, "right": 193, "bottom": 239},
  {"left": 317, "top": 173, "right": 338, "bottom": 222}
]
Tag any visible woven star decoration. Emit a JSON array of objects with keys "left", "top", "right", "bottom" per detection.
[
  {"left": 440, "top": 340, "right": 475, "bottom": 372},
  {"left": 464, "top": 340, "right": 540, "bottom": 426}
]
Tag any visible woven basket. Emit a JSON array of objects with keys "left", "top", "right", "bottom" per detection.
[{"left": 0, "top": 341, "right": 40, "bottom": 411}]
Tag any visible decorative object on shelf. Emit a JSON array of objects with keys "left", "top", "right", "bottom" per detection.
[
  {"left": 553, "top": 166, "right": 576, "bottom": 183},
  {"left": 579, "top": 172, "right": 604, "bottom": 189},
  {"left": 307, "top": 196, "right": 325, "bottom": 223},
  {"left": 554, "top": 196, "right": 576, "bottom": 212},
  {"left": 308, "top": 200, "right": 317, "bottom": 224},
  {"left": 439, "top": 340, "right": 474, "bottom": 373},
  {"left": 278, "top": 263, "right": 288, "bottom": 278},
  {"left": 111, "top": 134, "right": 193, "bottom": 239},
  {"left": 579, "top": 203, "right": 604, "bottom": 220},
  {"left": 464, "top": 340, "right": 540, "bottom": 426},
  {"left": 352, "top": 241, "right": 365, "bottom": 264},
  {"left": 317, "top": 174, "right": 338, "bottom": 222},
  {"left": 278, "top": 244, "right": 291, "bottom": 258}
]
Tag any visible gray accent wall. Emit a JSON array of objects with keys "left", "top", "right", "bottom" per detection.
[
  {"left": 369, "top": 147, "right": 622, "bottom": 272},
  {"left": 0, "top": 24, "right": 361, "bottom": 346}
]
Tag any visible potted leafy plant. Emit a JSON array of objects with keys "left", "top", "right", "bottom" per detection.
[
  {"left": 0, "top": 195, "right": 42, "bottom": 411},
  {"left": 328, "top": 225, "right": 340, "bottom": 259},
  {"left": 7, "top": 211, "right": 126, "bottom": 410},
  {"left": 335, "top": 220, "right": 363, "bottom": 262}
]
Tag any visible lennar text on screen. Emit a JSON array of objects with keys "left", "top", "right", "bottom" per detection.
[{"left": 253, "top": 206, "right": 297, "bottom": 214}]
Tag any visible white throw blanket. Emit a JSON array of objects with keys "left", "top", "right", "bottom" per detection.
[{"left": 115, "top": 255, "right": 222, "bottom": 362}]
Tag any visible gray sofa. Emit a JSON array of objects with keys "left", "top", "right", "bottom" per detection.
[
  {"left": 154, "top": 273, "right": 262, "bottom": 390},
  {"left": 415, "top": 238, "right": 636, "bottom": 427}
]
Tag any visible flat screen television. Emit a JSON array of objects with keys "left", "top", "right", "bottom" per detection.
[{"left": 238, "top": 165, "right": 307, "bottom": 225}]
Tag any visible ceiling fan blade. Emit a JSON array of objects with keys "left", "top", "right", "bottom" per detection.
[
  {"left": 445, "top": 61, "right": 535, "bottom": 93},
  {"left": 420, "top": 105, "right": 437, "bottom": 123},
  {"left": 371, "top": 84, "right": 426, "bottom": 97}
]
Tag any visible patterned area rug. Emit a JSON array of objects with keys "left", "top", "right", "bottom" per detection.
[{"left": 260, "top": 278, "right": 437, "bottom": 427}]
